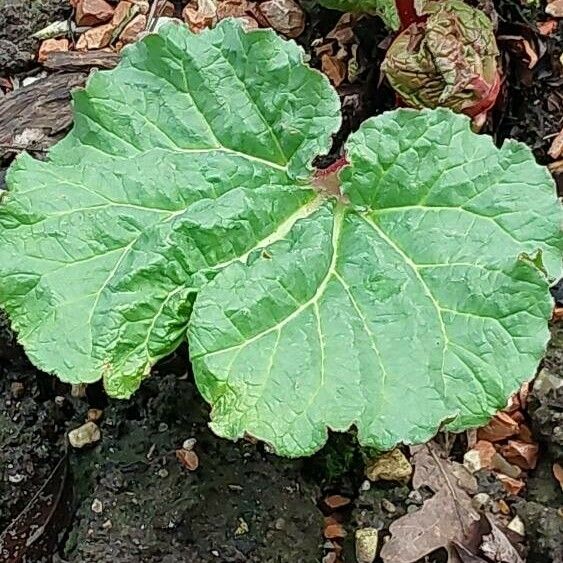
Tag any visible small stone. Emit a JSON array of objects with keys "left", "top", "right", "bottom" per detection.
[
  {"left": 274, "top": 517, "right": 286, "bottom": 530},
  {"left": 54, "top": 396, "right": 65, "bottom": 407},
  {"left": 407, "top": 489, "right": 423, "bottom": 505},
  {"left": 71, "top": 383, "right": 88, "bottom": 398},
  {"left": 8, "top": 473, "right": 24, "bottom": 484},
  {"left": 471, "top": 492, "right": 491, "bottom": 512},
  {"left": 91, "top": 498, "right": 103, "bottom": 513},
  {"left": 324, "top": 494, "right": 351, "bottom": 510},
  {"left": 500, "top": 440, "right": 539, "bottom": 470},
  {"left": 102, "top": 519, "right": 112, "bottom": 529},
  {"left": 10, "top": 382, "right": 25, "bottom": 399},
  {"left": 157, "top": 468, "right": 169, "bottom": 478},
  {"left": 463, "top": 440, "right": 496, "bottom": 472},
  {"left": 37, "top": 38, "right": 69, "bottom": 64},
  {"left": 119, "top": 14, "right": 147, "bottom": 44},
  {"left": 75, "top": 0, "right": 114, "bottom": 26},
  {"left": 359, "top": 480, "right": 371, "bottom": 492},
  {"left": 182, "top": 438, "right": 197, "bottom": 450},
  {"left": 324, "top": 523, "right": 347, "bottom": 539},
  {"left": 258, "top": 0, "right": 305, "bottom": 38},
  {"left": 381, "top": 499, "right": 396, "bottom": 513},
  {"left": 355, "top": 527, "right": 378, "bottom": 563},
  {"left": 366, "top": 449, "right": 412, "bottom": 483},
  {"left": 68, "top": 422, "right": 101, "bottom": 448},
  {"left": 496, "top": 473, "right": 524, "bottom": 496},
  {"left": 477, "top": 412, "right": 519, "bottom": 442},
  {"left": 87, "top": 408, "right": 103, "bottom": 423},
  {"left": 176, "top": 448, "right": 199, "bottom": 471},
  {"left": 234, "top": 517, "right": 249, "bottom": 536},
  {"left": 158, "top": 422, "right": 168, "bottom": 432},
  {"left": 492, "top": 453, "right": 521, "bottom": 479},
  {"left": 507, "top": 515, "right": 525, "bottom": 536}
]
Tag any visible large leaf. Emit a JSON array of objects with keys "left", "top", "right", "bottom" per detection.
[
  {"left": 0, "top": 19, "right": 340, "bottom": 397},
  {"left": 189, "top": 108, "right": 562, "bottom": 456},
  {"left": 317, "top": 0, "right": 400, "bottom": 30}
]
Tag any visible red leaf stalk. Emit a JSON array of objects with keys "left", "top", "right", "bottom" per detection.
[{"left": 395, "top": 0, "right": 425, "bottom": 30}]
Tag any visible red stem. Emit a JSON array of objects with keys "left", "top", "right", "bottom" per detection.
[{"left": 395, "top": 0, "right": 425, "bottom": 30}]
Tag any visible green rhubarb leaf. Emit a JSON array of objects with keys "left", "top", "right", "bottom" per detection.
[
  {"left": 0, "top": 19, "right": 340, "bottom": 397},
  {"left": 189, "top": 108, "right": 562, "bottom": 457},
  {"left": 318, "top": 0, "right": 400, "bottom": 30}
]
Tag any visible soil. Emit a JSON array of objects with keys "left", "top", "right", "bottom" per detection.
[{"left": 1, "top": 1, "right": 562, "bottom": 562}]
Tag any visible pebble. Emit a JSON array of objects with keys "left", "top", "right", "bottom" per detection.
[
  {"left": 10, "top": 381, "right": 25, "bottom": 399},
  {"left": 381, "top": 499, "right": 396, "bottom": 513},
  {"left": 75, "top": 0, "right": 114, "bottom": 26},
  {"left": 324, "top": 523, "right": 347, "bottom": 539},
  {"left": 102, "top": 519, "right": 112, "bottom": 530},
  {"left": 471, "top": 492, "right": 491, "bottom": 512},
  {"left": 157, "top": 468, "right": 169, "bottom": 478},
  {"left": 366, "top": 449, "right": 412, "bottom": 483},
  {"left": 355, "top": 527, "right": 378, "bottom": 563},
  {"left": 87, "top": 408, "right": 103, "bottom": 423},
  {"left": 359, "top": 480, "right": 371, "bottom": 492},
  {"left": 68, "top": 422, "right": 101, "bottom": 448},
  {"left": 91, "top": 498, "right": 103, "bottom": 514},
  {"left": 507, "top": 515, "right": 525, "bottom": 536},
  {"left": 176, "top": 448, "right": 199, "bottom": 471},
  {"left": 274, "top": 518, "right": 286, "bottom": 530},
  {"left": 8, "top": 473, "right": 24, "bottom": 484},
  {"left": 158, "top": 422, "right": 168, "bottom": 432},
  {"left": 182, "top": 438, "right": 197, "bottom": 451},
  {"left": 324, "top": 494, "right": 351, "bottom": 510}
]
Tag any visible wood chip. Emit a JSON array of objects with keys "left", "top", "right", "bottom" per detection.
[
  {"left": 257, "top": 0, "right": 305, "bottom": 38},
  {"left": 496, "top": 474, "right": 524, "bottom": 496},
  {"left": 43, "top": 50, "right": 119, "bottom": 70},
  {"left": 324, "top": 495, "right": 351, "bottom": 510},
  {"left": 76, "top": 23, "right": 114, "bottom": 50},
  {"left": 500, "top": 440, "right": 538, "bottom": 470},
  {"left": 37, "top": 38, "right": 69, "bottom": 64},
  {"left": 477, "top": 412, "right": 519, "bottom": 442},
  {"left": 75, "top": 0, "right": 114, "bottom": 26},
  {"left": 119, "top": 13, "right": 147, "bottom": 43},
  {"left": 321, "top": 53, "right": 347, "bottom": 87},
  {"left": 548, "top": 128, "right": 563, "bottom": 159},
  {"left": 324, "top": 523, "right": 347, "bottom": 539}
]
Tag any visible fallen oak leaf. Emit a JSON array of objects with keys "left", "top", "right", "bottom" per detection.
[{"left": 380, "top": 442, "right": 481, "bottom": 563}]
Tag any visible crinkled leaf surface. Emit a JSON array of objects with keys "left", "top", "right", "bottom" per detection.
[
  {"left": 189, "top": 108, "right": 562, "bottom": 456},
  {"left": 0, "top": 19, "right": 340, "bottom": 397},
  {"left": 0, "top": 19, "right": 561, "bottom": 459},
  {"left": 317, "top": 0, "right": 399, "bottom": 30}
]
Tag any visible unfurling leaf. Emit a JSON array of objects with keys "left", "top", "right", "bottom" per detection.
[
  {"left": 382, "top": 0, "right": 500, "bottom": 119},
  {"left": 1, "top": 20, "right": 561, "bottom": 457}
]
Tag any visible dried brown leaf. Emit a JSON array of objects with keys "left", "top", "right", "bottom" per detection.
[
  {"left": 480, "top": 515, "right": 524, "bottom": 563},
  {"left": 380, "top": 443, "right": 481, "bottom": 563}
]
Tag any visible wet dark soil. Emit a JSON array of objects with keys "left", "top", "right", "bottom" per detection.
[{"left": 1, "top": 0, "right": 563, "bottom": 562}]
